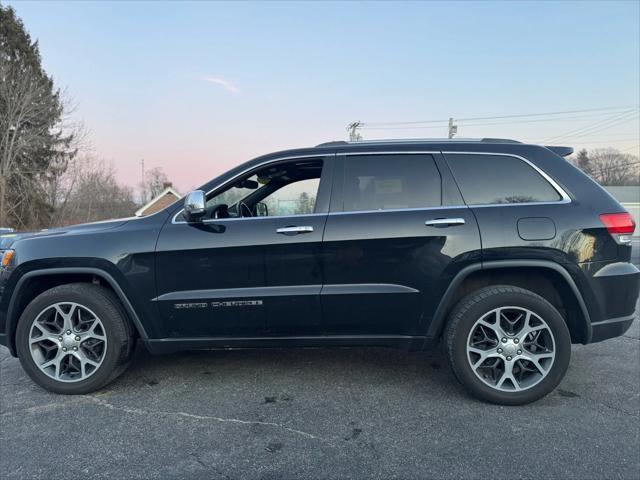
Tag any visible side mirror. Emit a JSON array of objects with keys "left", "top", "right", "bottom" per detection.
[
  {"left": 183, "top": 190, "right": 206, "bottom": 222},
  {"left": 255, "top": 202, "right": 268, "bottom": 217}
]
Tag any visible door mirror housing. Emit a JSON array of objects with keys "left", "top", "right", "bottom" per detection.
[
  {"left": 255, "top": 202, "right": 269, "bottom": 217},
  {"left": 183, "top": 190, "right": 206, "bottom": 222}
]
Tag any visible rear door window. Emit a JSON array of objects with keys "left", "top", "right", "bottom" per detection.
[
  {"left": 445, "top": 154, "right": 562, "bottom": 205},
  {"left": 341, "top": 154, "right": 441, "bottom": 212}
]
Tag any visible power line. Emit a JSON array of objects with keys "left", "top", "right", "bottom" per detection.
[
  {"left": 456, "top": 106, "right": 637, "bottom": 123},
  {"left": 542, "top": 109, "right": 639, "bottom": 143},
  {"left": 544, "top": 110, "right": 636, "bottom": 142},
  {"left": 548, "top": 132, "right": 640, "bottom": 137},
  {"left": 560, "top": 138, "right": 640, "bottom": 145},
  {"left": 570, "top": 114, "right": 639, "bottom": 140},
  {"left": 359, "top": 105, "right": 638, "bottom": 127},
  {"left": 360, "top": 112, "right": 640, "bottom": 131},
  {"left": 457, "top": 112, "right": 640, "bottom": 128},
  {"left": 522, "top": 133, "right": 640, "bottom": 143},
  {"left": 358, "top": 108, "right": 640, "bottom": 138},
  {"left": 543, "top": 110, "right": 636, "bottom": 141},
  {"left": 360, "top": 124, "right": 449, "bottom": 131},
  {"left": 362, "top": 118, "right": 449, "bottom": 127}
]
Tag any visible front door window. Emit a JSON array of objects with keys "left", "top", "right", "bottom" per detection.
[{"left": 199, "top": 159, "right": 323, "bottom": 220}]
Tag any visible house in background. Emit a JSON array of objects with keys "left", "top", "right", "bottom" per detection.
[
  {"left": 135, "top": 183, "right": 181, "bottom": 217},
  {"left": 604, "top": 186, "right": 640, "bottom": 235}
]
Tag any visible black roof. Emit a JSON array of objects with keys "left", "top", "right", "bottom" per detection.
[{"left": 315, "top": 138, "right": 521, "bottom": 147}]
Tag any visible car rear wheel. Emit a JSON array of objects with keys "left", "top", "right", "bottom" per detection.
[
  {"left": 444, "top": 285, "right": 571, "bottom": 405},
  {"left": 16, "top": 283, "right": 134, "bottom": 394}
]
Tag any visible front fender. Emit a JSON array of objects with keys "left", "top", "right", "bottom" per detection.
[{"left": 2, "top": 265, "right": 152, "bottom": 356}]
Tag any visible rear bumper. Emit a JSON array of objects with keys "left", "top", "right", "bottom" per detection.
[
  {"left": 586, "top": 261, "right": 639, "bottom": 343},
  {"left": 590, "top": 314, "right": 635, "bottom": 343}
]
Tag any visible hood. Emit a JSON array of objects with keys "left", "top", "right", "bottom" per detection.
[
  {"left": 0, "top": 232, "right": 38, "bottom": 250},
  {"left": 52, "top": 217, "right": 134, "bottom": 233},
  {"left": 8, "top": 218, "right": 135, "bottom": 245}
]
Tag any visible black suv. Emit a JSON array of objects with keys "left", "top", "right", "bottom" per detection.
[{"left": 1, "top": 139, "right": 638, "bottom": 405}]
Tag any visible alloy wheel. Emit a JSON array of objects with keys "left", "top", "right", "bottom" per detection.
[
  {"left": 466, "top": 306, "right": 556, "bottom": 392},
  {"left": 28, "top": 302, "right": 107, "bottom": 382}
]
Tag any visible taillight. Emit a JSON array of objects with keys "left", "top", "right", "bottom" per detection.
[{"left": 599, "top": 212, "right": 636, "bottom": 244}]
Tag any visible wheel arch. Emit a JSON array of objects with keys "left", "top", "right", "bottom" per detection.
[
  {"left": 428, "top": 260, "right": 592, "bottom": 345},
  {"left": 6, "top": 267, "right": 148, "bottom": 356}
]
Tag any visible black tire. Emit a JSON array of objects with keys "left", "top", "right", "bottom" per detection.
[
  {"left": 444, "top": 285, "right": 571, "bottom": 405},
  {"left": 16, "top": 283, "right": 135, "bottom": 394}
]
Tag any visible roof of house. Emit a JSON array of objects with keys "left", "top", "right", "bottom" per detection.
[{"left": 135, "top": 186, "right": 181, "bottom": 217}]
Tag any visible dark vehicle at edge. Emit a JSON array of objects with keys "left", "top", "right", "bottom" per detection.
[{"left": 0, "top": 138, "right": 638, "bottom": 405}]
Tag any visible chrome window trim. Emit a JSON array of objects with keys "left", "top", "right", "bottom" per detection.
[
  {"left": 172, "top": 154, "right": 331, "bottom": 224},
  {"left": 329, "top": 205, "right": 468, "bottom": 216},
  {"left": 471, "top": 200, "right": 570, "bottom": 208},
  {"left": 184, "top": 212, "right": 328, "bottom": 225},
  {"left": 172, "top": 149, "right": 571, "bottom": 225},
  {"left": 177, "top": 205, "right": 470, "bottom": 225},
  {"left": 442, "top": 151, "right": 572, "bottom": 206}
]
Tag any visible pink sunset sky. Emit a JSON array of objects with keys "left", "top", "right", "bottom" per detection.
[{"left": 8, "top": 1, "right": 639, "bottom": 196}]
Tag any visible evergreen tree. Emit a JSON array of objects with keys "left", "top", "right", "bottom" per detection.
[
  {"left": 574, "top": 149, "right": 593, "bottom": 177},
  {"left": 297, "top": 192, "right": 315, "bottom": 214},
  {"left": 0, "top": 4, "right": 75, "bottom": 229}
]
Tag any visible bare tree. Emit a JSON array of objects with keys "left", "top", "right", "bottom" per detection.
[
  {"left": 139, "top": 166, "right": 170, "bottom": 203},
  {"left": 54, "top": 155, "right": 137, "bottom": 226},
  {"left": 43, "top": 108, "right": 93, "bottom": 227},
  {"left": 572, "top": 148, "right": 639, "bottom": 186}
]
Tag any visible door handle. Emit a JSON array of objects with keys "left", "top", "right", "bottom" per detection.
[
  {"left": 276, "top": 226, "right": 314, "bottom": 235},
  {"left": 425, "top": 218, "right": 466, "bottom": 227}
]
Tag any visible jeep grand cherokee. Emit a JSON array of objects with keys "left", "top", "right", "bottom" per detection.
[{"left": 0, "top": 138, "right": 638, "bottom": 405}]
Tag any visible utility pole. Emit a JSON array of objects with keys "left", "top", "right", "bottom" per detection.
[
  {"left": 347, "top": 121, "right": 362, "bottom": 142},
  {"left": 448, "top": 117, "right": 458, "bottom": 139},
  {"left": 140, "top": 159, "right": 146, "bottom": 204}
]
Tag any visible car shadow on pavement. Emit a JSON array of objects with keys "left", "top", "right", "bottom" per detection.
[
  {"left": 112, "top": 342, "right": 461, "bottom": 399},
  {"left": 1, "top": 319, "right": 638, "bottom": 480}
]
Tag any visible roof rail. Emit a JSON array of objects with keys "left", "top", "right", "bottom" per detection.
[
  {"left": 315, "top": 141, "right": 349, "bottom": 147},
  {"left": 315, "top": 138, "right": 521, "bottom": 147}
]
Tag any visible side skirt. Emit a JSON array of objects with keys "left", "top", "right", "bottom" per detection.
[{"left": 144, "top": 335, "right": 432, "bottom": 354}]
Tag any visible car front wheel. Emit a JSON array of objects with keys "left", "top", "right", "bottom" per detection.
[
  {"left": 16, "top": 283, "right": 134, "bottom": 394},
  {"left": 444, "top": 285, "right": 571, "bottom": 405}
]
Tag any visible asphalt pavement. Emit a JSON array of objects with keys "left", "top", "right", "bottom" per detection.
[{"left": 1, "top": 259, "right": 639, "bottom": 479}]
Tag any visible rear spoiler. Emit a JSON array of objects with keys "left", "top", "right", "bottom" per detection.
[{"left": 545, "top": 146, "right": 574, "bottom": 157}]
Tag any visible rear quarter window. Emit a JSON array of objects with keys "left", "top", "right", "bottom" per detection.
[{"left": 445, "top": 153, "right": 562, "bottom": 205}]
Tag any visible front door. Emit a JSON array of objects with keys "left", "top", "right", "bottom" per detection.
[
  {"left": 321, "top": 152, "right": 481, "bottom": 337},
  {"left": 154, "top": 155, "right": 334, "bottom": 338}
]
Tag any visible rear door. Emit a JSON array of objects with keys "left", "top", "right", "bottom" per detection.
[{"left": 321, "top": 151, "right": 481, "bottom": 337}]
